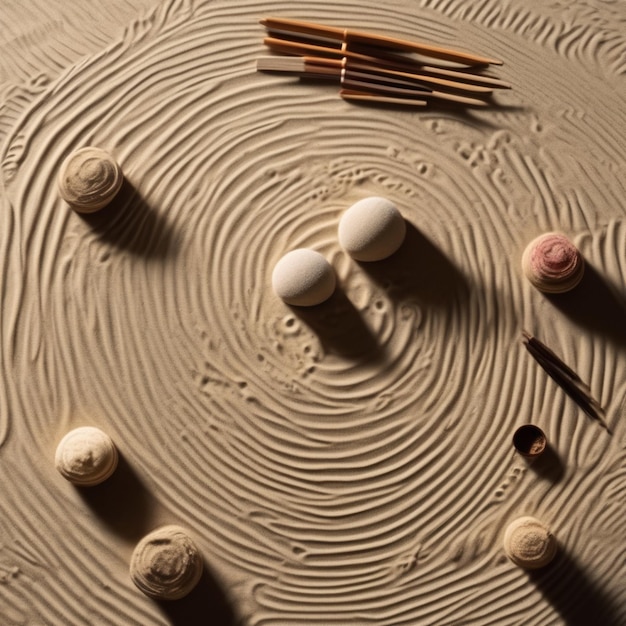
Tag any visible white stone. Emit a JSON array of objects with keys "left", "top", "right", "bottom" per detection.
[
  {"left": 272, "top": 248, "right": 336, "bottom": 306},
  {"left": 338, "top": 196, "right": 406, "bottom": 261}
]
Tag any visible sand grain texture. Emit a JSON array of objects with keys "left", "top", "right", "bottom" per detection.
[{"left": 0, "top": 0, "right": 625, "bottom": 624}]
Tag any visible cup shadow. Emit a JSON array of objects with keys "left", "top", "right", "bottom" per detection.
[
  {"left": 358, "top": 221, "right": 470, "bottom": 307},
  {"left": 529, "top": 548, "right": 624, "bottom": 625},
  {"left": 156, "top": 561, "right": 239, "bottom": 626},
  {"left": 547, "top": 262, "right": 626, "bottom": 348},
  {"left": 77, "top": 451, "right": 160, "bottom": 542},
  {"left": 78, "top": 177, "right": 177, "bottom": 259},
  {"left": 525, "top": 443, "right": 566, "bottom": 483},
  {"left": 290, "top": 288, "right": 383, "bottom": 362}
]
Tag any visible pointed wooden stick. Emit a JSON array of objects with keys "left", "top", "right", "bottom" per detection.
[
  {"left": 262, "top": 36, "right": 341, "bottom": 58},
  {"left": 260, "top": 17, "right": 502, "bottom": 66}
]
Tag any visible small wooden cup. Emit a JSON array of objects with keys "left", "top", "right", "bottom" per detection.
[{"left": 513, "top": 424, "right": 547, "bottom": 458}]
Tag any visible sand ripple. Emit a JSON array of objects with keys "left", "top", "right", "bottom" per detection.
[{"left": 0, "top": 0, "right": 625, "bottom": 624}]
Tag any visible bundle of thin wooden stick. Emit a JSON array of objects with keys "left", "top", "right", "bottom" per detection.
[
  {"left": 257, "top": 17, "right": 510, "bottom": 107},
  {"left": 522, "top": 331, "right": 611, "bottom": 434}
]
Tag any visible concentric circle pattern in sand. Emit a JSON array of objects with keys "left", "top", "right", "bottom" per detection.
[{"left": 0, "top": 0, "right": 625, "bottom": 624}]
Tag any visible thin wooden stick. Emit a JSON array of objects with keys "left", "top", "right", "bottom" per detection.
[
  {"left": 418, "top": 65, "right": 510, "bottom": 89},
  {"left": 256, "top": 56, "right": 341, "bottom": 78},
  {"left": 260, "top": 17, "right": 502, "bottom": 66},
  {"left": 257, "top": 56, "right": 340, "bottom": 73},
  {"left": 263, "top": 36, "right": 365, "bottom": 60},
  {"left": 340, "top": 89, "right": 427, "bottom": 106}
]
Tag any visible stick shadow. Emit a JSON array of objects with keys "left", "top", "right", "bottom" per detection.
[
  {"left": 529, "top": 548, "right": 624, "bottom": 625},
  {"left": 340, "top": 91, "right": 522, "bottom": 126},
  {"left": 156, "top": 561, "right": 239, "bottom": 626},
  {"left": 78, "top": 451, "right": 159, "bottom": 542},
  {"left": 78, "top": 177, "right": 177, "bottom": 259},
  {"left": 547, "top": 263, "right": 626, "bottom": 347},
  {"left": 357, "top": 222, "right": 470, "bottom": 307}
]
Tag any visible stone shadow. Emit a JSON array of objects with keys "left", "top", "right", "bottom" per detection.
[
  {"left": 547, "top": 262, "right": 626, "bottom": 348},
  {"left": 78, "top": 451, "right": 159, "bottom": 542},
  {"left": 357, "top": 221, "right": 470, "bottom": 308},
  {"left": 290, "top": 287, "right": 383, "bottom": 362},
  {"left": 157, "top": 561, "right": 239, "bottom": 626},
  {"left": 78, "top": 177, "right": 177, "bottom": 259},
  {"left": 529, "top": 548, "right": 624, "bottom": 625}
]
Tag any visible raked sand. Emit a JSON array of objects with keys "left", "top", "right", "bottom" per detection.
[{"left": 1, "top": 0, "right": 625, "bottom": 624}]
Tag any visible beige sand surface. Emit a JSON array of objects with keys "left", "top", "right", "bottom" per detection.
[{"left": 1, "top": 0, "right": 625, "bottom": 624}]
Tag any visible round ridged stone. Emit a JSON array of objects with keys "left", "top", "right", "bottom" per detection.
[
  {"left": 55, "top": 426, "right": 118, "bottom": 486},
  {"left": 503, "top": 516, "right": 557, "bottom": 570},
  {"left": 58, "top": 147, "right": 123, "bottom": 213},
  {"left": 130, "top": 525, "right": 203, "bottom": 600},
  {"left": 521, "top": 232, "right": 584, "bottom": 293}
]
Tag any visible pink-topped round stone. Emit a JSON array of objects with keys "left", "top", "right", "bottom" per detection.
[{"left": 521, "top": 232, "right": 584, "bottom": 293}]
